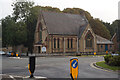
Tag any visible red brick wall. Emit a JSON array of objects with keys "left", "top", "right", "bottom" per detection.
[{"left": 97, "top": 44, "right": 114, "bottom": 52}]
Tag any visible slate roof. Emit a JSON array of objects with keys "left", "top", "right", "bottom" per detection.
[
  {"left": 41, "top": 11, "right": 88, "bottom": 36},
  {"left": 96, "top": 35, "right": 113, "bottom": 44}
]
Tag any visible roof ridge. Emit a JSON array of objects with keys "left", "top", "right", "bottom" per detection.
[{"left": 41, "top": 10, "right": 85, "bottom": 16}]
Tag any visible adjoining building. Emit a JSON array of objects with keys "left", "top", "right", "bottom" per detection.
[
  {"left": 33, "top": 11, "right": 114, "bottom": 53},
  {"left": 96, "top": 35, "right": 113, "bottom": 52}
]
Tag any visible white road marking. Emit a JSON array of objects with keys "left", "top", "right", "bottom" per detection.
[
  {"left": 9, "top": 75, "right": 16, "bottom": 80},
  {"left": 23, "top": 76, "right": 47, "bottom": 79},
  {"left": 25, "top": 64, "right": 41, "bottom": 68},
  {"left": 13, "top": 75, "right": 22, "bottom": 77},
  {"left": 9, "top": 57, "right": 26, "bottom": 59},
  {"left": 2, "top": 74, "right": 47, "bottom": 80}
]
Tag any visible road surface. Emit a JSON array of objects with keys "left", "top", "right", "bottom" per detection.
[{"left": 1, "top": 55, "right": 119, "bottom": 79}]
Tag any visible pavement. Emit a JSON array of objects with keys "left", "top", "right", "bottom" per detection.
[{"left": 1, "top": 55, "right": 120, "bottom": 79}]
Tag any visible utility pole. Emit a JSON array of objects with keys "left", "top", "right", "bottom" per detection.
[{"left": 118, "top": 2, "right": 120, "bottom": 52}]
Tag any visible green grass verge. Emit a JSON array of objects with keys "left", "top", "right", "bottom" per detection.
[{"left": 96, "top": 61, "right": 120, "bottom": 71}]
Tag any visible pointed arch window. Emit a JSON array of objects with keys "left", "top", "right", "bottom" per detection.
[
  {"left": 68, "top": 39, "right": 69, "bottom": 48},
  {"left": 54, "top": 38, "right": 56, "bottom": 48},
  {"left": 57, "top": 38, "right": 60, "bottom": 48},
  {"left": 85, "top": 31, "right": 93, "bottom": 48},
  {"left": 38, "top": 23, "right": 42, "bottom": 40},
  {"left": 71, "top": 39, "right": 73, "bottom": 48}
]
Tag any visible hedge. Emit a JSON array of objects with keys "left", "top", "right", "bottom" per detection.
[{"left": 104, "top": 54, "right": 120, "bottom": 66}]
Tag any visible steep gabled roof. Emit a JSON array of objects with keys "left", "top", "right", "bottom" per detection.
[
  {"left": 41, "top": 11, "right": 88, "bottom": 36},
  {"left": 96, "top": 35, "right": 113, "bottom": 44}
]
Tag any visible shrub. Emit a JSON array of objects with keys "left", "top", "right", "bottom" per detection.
[
  {"left": 104, "top": 55, "right": 113, "bottom": 64},
  {"left": 108, "top": 56, "right": 120, "bottom": 66},
  {"left": 116, "top": 51, "right": 120, "bottom": 55}
]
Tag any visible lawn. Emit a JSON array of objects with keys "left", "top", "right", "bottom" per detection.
[{"left": 96, "top": 61, "right": 120, "bottom": 71}]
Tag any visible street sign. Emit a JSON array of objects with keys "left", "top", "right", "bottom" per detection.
[
  {"left": 70, "top": 57, "right": 78, "bottom": 80},
  {"left": 42, "top": 46, "right": 46, "bottom": 52}
]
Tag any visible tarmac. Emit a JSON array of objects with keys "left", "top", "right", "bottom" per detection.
[{"left": 1, "top": 74, "right": 47, "bottom": 80}]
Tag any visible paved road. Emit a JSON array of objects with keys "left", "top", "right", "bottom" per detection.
[{"left": 1, "top": 55, "right": 119, "bottom": 79}]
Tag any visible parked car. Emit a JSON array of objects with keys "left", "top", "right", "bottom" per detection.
[
  {"left": 111, "top": 53, "right": 119, "bottom": 56},
  {"left": 0, "top": 51, "right": 5, "bottom": 55},
  {"left": 111, "top": 51, "right": 119, "bottom": 56},
  {"left": 6, "top": 51, "right": 12, "bottom": 56}
]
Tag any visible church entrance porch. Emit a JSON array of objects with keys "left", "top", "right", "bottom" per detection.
[{"left": 34, "top": 44, "right": 42, "bottom": 53}]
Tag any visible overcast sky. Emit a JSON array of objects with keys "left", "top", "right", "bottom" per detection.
[{"left": 0, "top": 0, "right": 119, "bottom": 23}]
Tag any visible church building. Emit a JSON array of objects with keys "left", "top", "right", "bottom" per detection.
[{"left": 33, "top": 11, "right": 113, "bottom": 53}]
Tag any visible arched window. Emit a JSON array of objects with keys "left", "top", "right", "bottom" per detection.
[
  {"left": 71, "top": 39, "right": 73, "bottom": 48},
  {"left": 57, "top": 38, "right": 60, "bottom": 48},
  {"left": 38, "top": 23, "right": 42, "bottom": 40},
  {"left": 85, "top": 31, "right": 93, "bottom": 48},
  {"left": 54, "top": 38, "right": 56, "bottom": 48},
  {"left": 68, "top": 39, "right": 69, "bottom": 48}
]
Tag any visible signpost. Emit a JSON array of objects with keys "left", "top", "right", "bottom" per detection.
[
  {"left": 70, "top": 57, "right": 78, "bottom": 80},
  {"left": 42, "top": 46, "right": 46, "bottom": 53}
]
